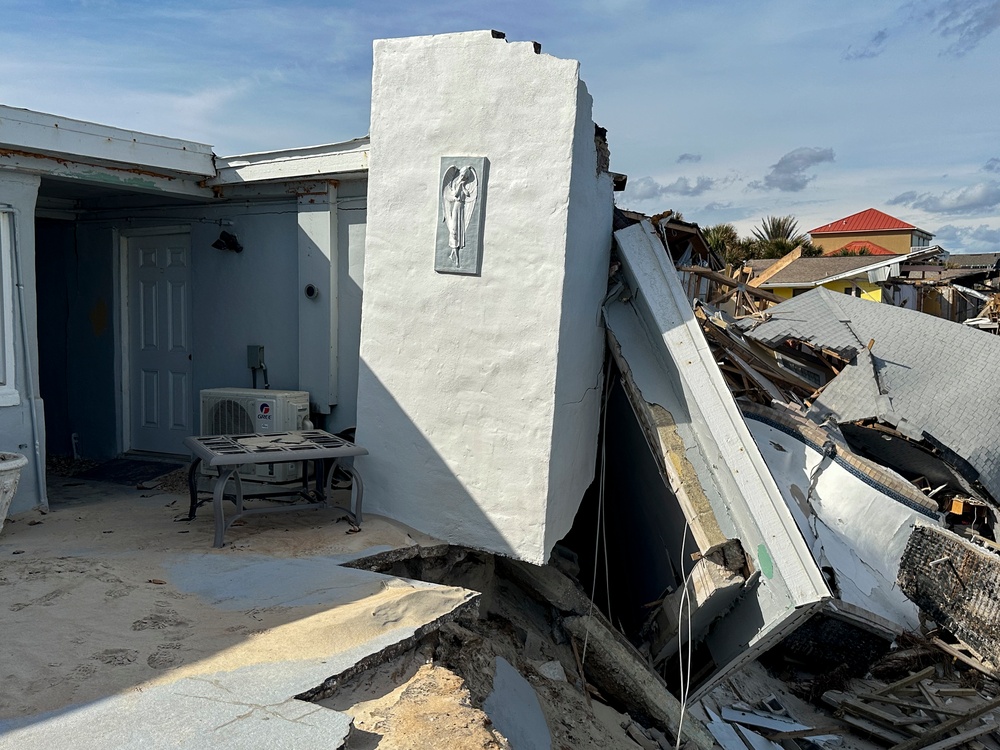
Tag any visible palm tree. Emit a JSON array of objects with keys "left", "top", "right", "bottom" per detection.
[
  {"left": 750, "top": 215, "right": 821, "bottom": 258},
  {"left": 704, "top": 223, "right": 755, "bottom": 265}
]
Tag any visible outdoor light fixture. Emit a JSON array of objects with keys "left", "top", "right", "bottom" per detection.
[{"left": 212, "top": 230, "right": 243, "bottom": 253}]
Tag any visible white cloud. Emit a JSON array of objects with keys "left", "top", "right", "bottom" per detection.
[
  {"left": 889, "top": 181, "right": 1000, "bottom": 214},
  {"left": 933, "top": 223, "right": 1000, "bottom": 252},
  {"left": 750, "top": 147, "right": 835, "bottom": 192}
]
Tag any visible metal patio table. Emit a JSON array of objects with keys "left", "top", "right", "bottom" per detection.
[{"left": 182, "top": 430, "right": 368, "bottom": 547}]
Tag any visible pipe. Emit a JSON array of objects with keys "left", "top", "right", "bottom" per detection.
[{"left": 1, "top": 204, "right": 47, "bottom": 511}]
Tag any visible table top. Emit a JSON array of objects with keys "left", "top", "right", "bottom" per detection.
[{"left": 184, "top": 430, "right": 368, "bottom": 466}]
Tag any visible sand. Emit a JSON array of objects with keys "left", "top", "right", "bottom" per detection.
[{"left": 0, "top": 473, "right": 470, "bottom": 731}]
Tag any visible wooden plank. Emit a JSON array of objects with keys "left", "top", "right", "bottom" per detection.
[
  {"left": 766, "top": 726, "right": 842, "bottom": 740},
  {"left": 865, "top": 693, "right": 965, "bottom": 717},
  {"left": 932, "top": 638, "right": 1000, "bottom": 679},
  {"left": 747, "top": 247, "right": 801, "bottom": 288},
  {"left": 840, "top": 696, "right": 930, "bottom": 729},
  {"left": 840, "top": 713, "right": 910, "bottom": 744},
  {"left": 918, "top": 722, "right": 998, "bottom": 750},
  {"left": 679, "top": 266, "right": 786, "bottom": 303},
  {"left": 873, "top": 666, "right": 937, "bottom": 695},
  {"left": 889, "top": 697, "right": 1000, "bottom": 750}
]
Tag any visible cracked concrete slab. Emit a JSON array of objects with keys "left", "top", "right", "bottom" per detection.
[{"left": 0, "top": 476, "right": 475, "bottom": 749}]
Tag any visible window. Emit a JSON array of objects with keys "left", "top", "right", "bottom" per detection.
[{"left": 0, "top": 212, "right": 19, "bottom": 406}]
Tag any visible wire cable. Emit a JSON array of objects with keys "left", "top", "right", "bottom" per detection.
[
  {"left": 675, "top": 520, "right": 694, "bottom": 750},
  {"left": 583, "top": 356, "right": 613, "bottom": 664}
]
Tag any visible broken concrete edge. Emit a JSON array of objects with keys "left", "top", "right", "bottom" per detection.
[
  {"left": 340, "top": 541, "right": 452, "bottom": 572},
  {"left": 342, "top": 541, "right": 705, "bottom": 742},
  {"left": 562, "top": 614, "right": 715, "bottom": 750},
  {"left": 294, "top": 590, "right": 481, "bottom": 703}
]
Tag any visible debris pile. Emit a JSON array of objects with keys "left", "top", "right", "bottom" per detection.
[
  {"left": 317, "top": 543, "right": 717, "bottom": 749},
  {"left": 694, "top": 637, "right": 1000, "bottom": 748},
  {"left": 555, "top": 213, "right": 1000, "bottom": 749}
]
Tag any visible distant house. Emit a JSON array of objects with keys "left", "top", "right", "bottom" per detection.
[
  {"left": 747, "top": 247, "right": 946, "bottom": 302},
  {"left": 809, "top": 208, "right": 934, "bottom": 255},
  {"left": 822, "top": 239, "right": 896, "bottom": 257}
]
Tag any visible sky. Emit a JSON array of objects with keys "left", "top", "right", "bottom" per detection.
[{"left": 2, "top": 1, "right": 999, "bottom": 253}]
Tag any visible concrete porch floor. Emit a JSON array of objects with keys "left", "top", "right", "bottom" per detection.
[{"left": 0, "top": 474, "right": 475, "bottom": 748}]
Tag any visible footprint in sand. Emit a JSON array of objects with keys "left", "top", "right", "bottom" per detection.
[
  {"left": 132, "top": 611, "right": 190, "bottom": 631},
  {"left": 69, "top": 663, "right": 98, "bottom": 680},
  {"left": 93, "top": 648, "right": 139, "bottom": 666},
  {"left": 147, "top": 644, "right": 183, "bottom": 669},
  {"left": 105, "top": 585, "right": 135, "bottom": 599}
]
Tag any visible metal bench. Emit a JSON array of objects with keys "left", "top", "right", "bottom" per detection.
[{"left": 182, "top": 430, "right": 368, "bottom": 547}]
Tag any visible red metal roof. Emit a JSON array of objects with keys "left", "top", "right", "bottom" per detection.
[
  {"left": 821, "top": 240, "right": 897, "bottom": 256},
  {"left": 809, "top": 208, "right": 917, "bottom": 235}
]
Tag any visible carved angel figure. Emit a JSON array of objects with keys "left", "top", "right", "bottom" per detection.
[{"left": 441, "top": 165, "right": 478, "bottom": 264}]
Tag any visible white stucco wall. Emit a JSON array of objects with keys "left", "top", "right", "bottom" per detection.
[
  {"left": 355, "top": 31, "right": 612, "bottom": 564},
  {"left": 0, "top": 173, "right": 43, "bottom": 515}
]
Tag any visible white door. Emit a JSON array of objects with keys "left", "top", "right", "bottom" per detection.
[{"left": 128, "top": 233, "right": 193, "bottom": 455}]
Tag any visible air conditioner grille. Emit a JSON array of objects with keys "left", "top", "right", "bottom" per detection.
[{"left": 210, "top": 399, "right": 254, "bottom": 435}]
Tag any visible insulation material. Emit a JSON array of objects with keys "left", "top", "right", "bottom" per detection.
[{"left": 899, "top": 523, "right": 1000, "bottom": 668}]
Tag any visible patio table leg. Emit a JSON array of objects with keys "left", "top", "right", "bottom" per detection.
[
  {"left": 185, "top": 457, "right": 202, "bottom": 520},
  {"left": 213, "top": 467, "right": 243, "bottom": 548},
  {"left": 325, "top": 461, "right": 364, "bottom": 525}
]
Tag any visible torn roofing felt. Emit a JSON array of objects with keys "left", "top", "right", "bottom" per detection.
[{"left": 734, "top": 286, "right": 1000, "bottom": 502}]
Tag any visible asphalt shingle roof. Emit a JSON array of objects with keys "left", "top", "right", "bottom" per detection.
[
  {"left": 734, "top": 287, "right": 1000, "bottom": 501},
  {"left": 751, "top": 256, "right": 883, "bottom": 285}
]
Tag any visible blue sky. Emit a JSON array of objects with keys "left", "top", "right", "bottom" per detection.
[{"left": 2, "top": 1, "right": 999, "bottom": 252}]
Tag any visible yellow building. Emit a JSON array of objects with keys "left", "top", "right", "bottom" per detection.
[
  {"left": 747, "top": 248, "right": 946, "bottom": 302},
  {"left": 809, "top": 208, "right": 933, "bottom": 255}
]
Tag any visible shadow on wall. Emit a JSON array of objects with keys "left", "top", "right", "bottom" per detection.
[{"left": 355, "top": 360, "right": 512, "bottom": 558}]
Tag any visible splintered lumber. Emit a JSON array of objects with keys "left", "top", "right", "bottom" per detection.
[
  {"left": 840, "top": 714, "right": 909, "bottom": 744},
  {"left": 747, "top": 247, "right": 801, "bottom": 288},
  {"left": 679, "top": 266, "right": 785, "bottom": 304},
  {"left": 838, "top": 696, "right": 931, "bottom": 729},
  {"left": 914, "top": 722, "right": 998, "bottom": 750},
  {"left": 864, "top": 692, "right": 965, "bottom": 717},
  {"left": 931, "top": 638, "right": 1000, "bottom": 680},
  {"left": 888, "top": 696, "right": 1000, "bottom": 750},
  {"left": 872, "top": 666, "right": 937, "bottom": 695},
  {"left": 765, "top": 726, "right": 842, "bottom": 740}
]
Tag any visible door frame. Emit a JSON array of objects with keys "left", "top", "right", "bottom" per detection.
[{"left": 116, "top": 226, "right": 192, "bottom": 455}]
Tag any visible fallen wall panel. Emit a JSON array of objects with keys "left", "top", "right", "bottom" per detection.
[{"left": 607, "top": 221, "right": 830, "bottom": 686}]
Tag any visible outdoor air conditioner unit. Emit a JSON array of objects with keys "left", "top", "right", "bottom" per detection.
[{"left": 199, "top": 388, "right": 311, "bottom": 483}]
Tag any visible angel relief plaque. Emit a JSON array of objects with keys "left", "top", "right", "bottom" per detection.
[{"left": 435, "top": 156, "right": 488, "bottom": 275}]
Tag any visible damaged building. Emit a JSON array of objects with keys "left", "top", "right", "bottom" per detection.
[{"left": 4, "top": 27, "right": 1000, "bottom": 750}]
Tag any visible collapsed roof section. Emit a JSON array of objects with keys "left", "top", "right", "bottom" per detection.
[{"left": 734, "top": 287, "right": 1000, "bottom": 503}]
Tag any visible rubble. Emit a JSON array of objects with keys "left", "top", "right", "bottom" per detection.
[
  {"left": 569, "top": 211, "right": 1000, "bottom": 749},
  {"left": 341, "top": 542, "right": 714, "bottom": 748}
]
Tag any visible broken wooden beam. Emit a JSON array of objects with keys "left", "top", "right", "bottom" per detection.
[{"left": 888, "top": 696, "right": 1000, "bottom": 750}]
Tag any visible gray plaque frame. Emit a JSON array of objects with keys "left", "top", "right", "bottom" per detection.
[{"left": 435, "top": 156, "right": 489, "bottom": 275}]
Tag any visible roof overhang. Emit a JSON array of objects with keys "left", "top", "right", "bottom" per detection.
[
  {"left": 0, "top": 105, "right": 216, "bottom": 198},
  {"left": 211, "top": 137, "right": 370, "bottom": 186}
]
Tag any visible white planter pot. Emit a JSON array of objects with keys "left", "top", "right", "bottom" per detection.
[{"left": 0, "top": 452, "right": 28, "bottom": 533}]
